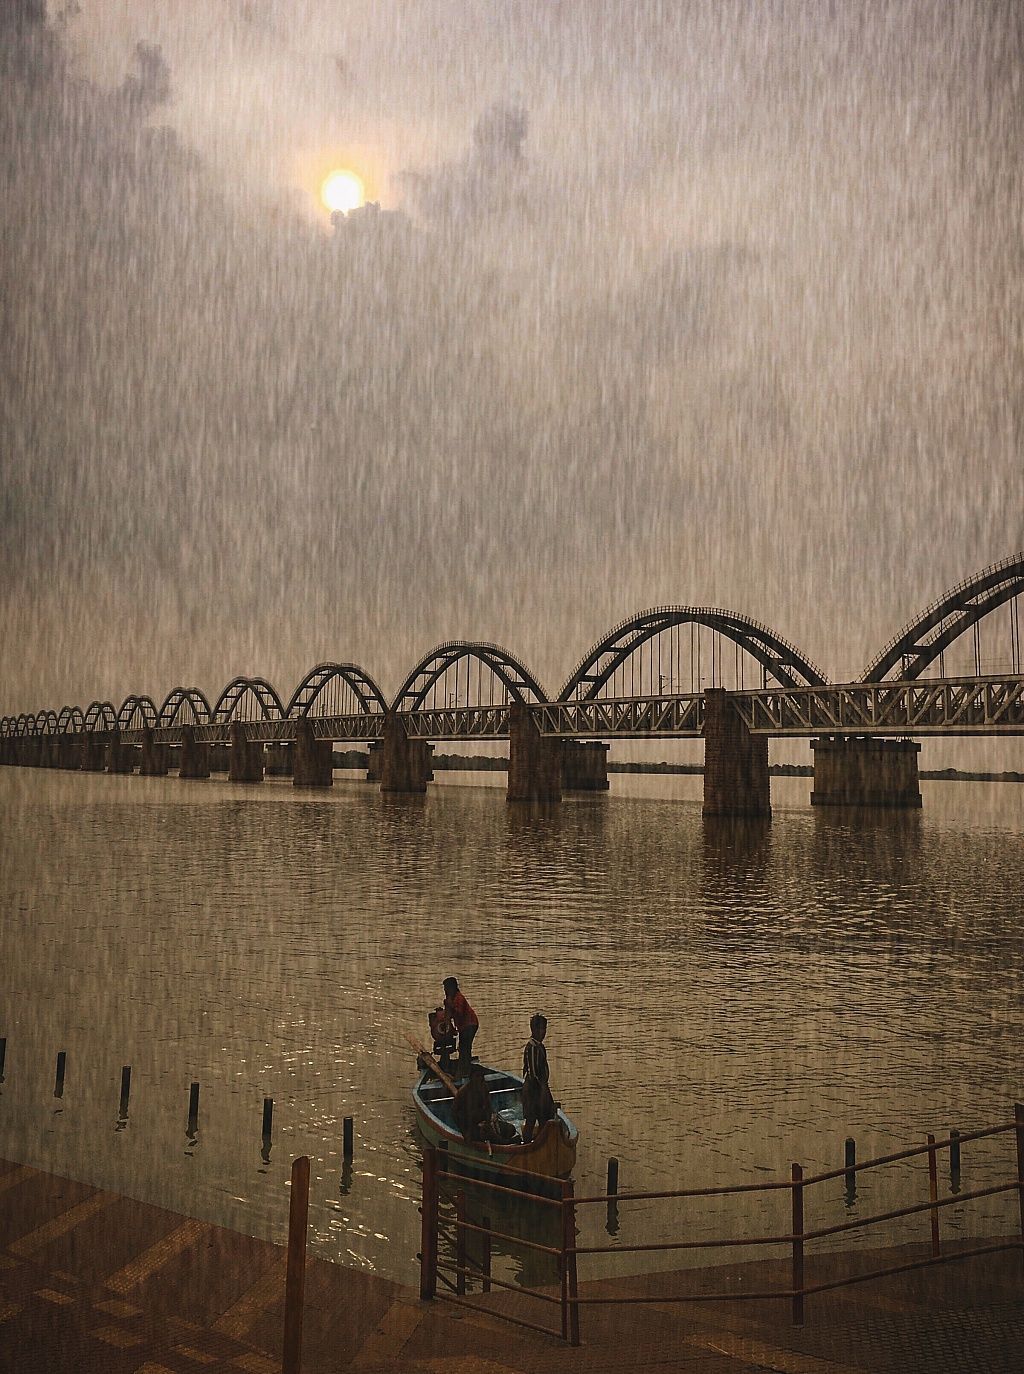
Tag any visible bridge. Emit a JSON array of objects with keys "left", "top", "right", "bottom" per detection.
[{"left": 3, "top": 554, "right": 1023, "bottom": 817}]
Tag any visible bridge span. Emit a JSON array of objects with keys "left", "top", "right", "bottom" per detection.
[{"left": 3, "top": 555, "right": 1023, "bottom": 816}]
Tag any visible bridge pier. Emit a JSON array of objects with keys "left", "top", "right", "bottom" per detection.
[
  {"left": 81, "top": 736, "right": 108, "bottom": 771},
  {"left": 56, "top": 738, "right": 80, "bottom": 770},
  {"left": 107, "top": 734, "right": 138, "bottom": 774},
  {"left": 140, "top": 727, "right": 169, "bottom": 776},
  {"left": 562, "top": 740, "right": 609, "bottom": 791},
  {"left": 702, "top": 688, "right": 771, "bottom": 817},
  {"left": 178, "top": 726, "right": 211, "bottom": 779},
  {"left": 293, "top": 721, "right": 333, "bottom": 787},
  {"left": 229, "top": 722, "right": 264, "bottom": 783},
  {"left": 380, "top": 714, "right": 430, "bottom": 793},
  {"left": 811, "top": 737, "right": 921, "bottom": 808},
  {"left": 366, "top": 742, "right": 382, "bottom": 782},
  {"left": 507, "top": 703, "right": 562, "bottom": 803}
]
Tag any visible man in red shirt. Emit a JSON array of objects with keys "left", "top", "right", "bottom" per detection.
[{"left": 442, "top": 976, "right": 479, "bottom": 1080}]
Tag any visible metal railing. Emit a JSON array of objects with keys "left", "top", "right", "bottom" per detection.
[{"left": 418, "top": 1104, "right": 1024, "bottom": 1344}]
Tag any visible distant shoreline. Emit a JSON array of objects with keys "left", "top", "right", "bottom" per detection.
[{"left": 331, "top": 750, "right": 1024, "bottom": 784}]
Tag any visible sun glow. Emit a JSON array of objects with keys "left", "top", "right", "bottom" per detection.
[{"left": 321, "top": 169, "right": 365, "bottom": 214}]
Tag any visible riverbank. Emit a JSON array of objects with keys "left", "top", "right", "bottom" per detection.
[{"left": 1, "top": 1155, "right": 1021, "bottom": 1372}]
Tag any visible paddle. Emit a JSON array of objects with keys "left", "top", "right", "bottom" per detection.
[{"left": 403, "top": 1032, "right": 460, "bottom": 1097}]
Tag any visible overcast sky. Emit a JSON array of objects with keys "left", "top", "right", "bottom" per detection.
[{"left": 2, "top": 1, "right": 1022, "bottom": 718}]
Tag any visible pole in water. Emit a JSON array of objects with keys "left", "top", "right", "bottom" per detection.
[
  {"left": 606, "top": 1157, "right": 619, "bottom": 1196},
  {"left": 54, "top": 1051, "right": 66, "bottom": 1099},
  {"left": 0, "top": 1036, "right": 6, "bottom": 1081},
  {"left": 950, "top": 1128, "right": 961, "bottom": 1187},
  {"left": 343, "top": 1116, "right": 354, "bottom": 1159},
  {"left": 605, "top": 1156, "right": 620, "bottom": 1236},
  {"left": 844, "top": 1136, "right": 857, "bottom": 1200},
  {"left": 118, "top": 1066, "right": 131, "bottom": 1119},
  {"left": 262, "top": 1096, "right": 274, "bottom": 1140},
  {"left": 187, "top": 1081, "right": 200, "bottom": 1135}
]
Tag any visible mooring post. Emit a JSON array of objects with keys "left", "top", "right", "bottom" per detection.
[
  {"left": 262, "top": 1096, "right": 273, "bottom": 1141},
  {"left": 282, "top": 1155, "right": 310, "bottom": 1374},
  {"left": 791, "top": 1163, "right": 805, "bottom": 1326},
  {"left": 927, "top": 1133, "right": 941, "bottom": 1257},
  {"left": 343, "top": 1116, "right": 354, "bottom": 1159},
  {"left": 54, "top": 1051, "right": 66, "bottom": 1099},
  {"left": 950, "top": 1128, "right": 961, "bottom": 1179},
  {"left": 1014, "top": 1103, "right": 1024, "bottom": 1278},
  {"left": 0, "top": 1037, "right": 6, "bottom": 1081},
  {"left": 420, "top": 1147, "right": 439, "bottom": 1301},
  {"left": 844, "top": 1137, "right": 857, "bottom": 1200},
  {"left": 606, "top": 1156, "right": 619, "bottom": 1197},
  {"left": 119, "top": 1066, "right": 131, "bottom": 1119},
  {"left": 187, "top": 1081, "right": 200, "bottom": 1134}
]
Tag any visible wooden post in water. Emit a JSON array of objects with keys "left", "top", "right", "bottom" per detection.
[
  {"left": 790, "top": 1163, "right": 805, "bottom": 1326},
  {"left": 950, "top": 1128, "right": 962, "bottom": 1179},
  {"left": 343, "top": 1117, "right": 354, "bottom": 1159},
  {"left": 1014, "top": 1103, "right": 1024, "bottom": 1277},
  {"left": 420, "top": 1147, "right": 439, "bottom": 1301},
  {"left": 54, "top": 1051, "right": 66, "bottom": 1098},
  {"left": 0, "top": 1037, "right": 6, "bottom": 1080},
  {"left": 187, "top": 1081, "right": 200, "bottom": 1135},
  {"left": 262, "top": 1097, "right": 273, "bottom": 1140},
  {"left": 927, "top": 1134, "right": 940, "bottom": 1257},
  {"left": 119, "top": 1066, "right": 131, "bottom": 1119},
  {"left": 282, "top": 1155, "right": 310, "bottom": 1374},
  {"left": 561, "top": 1178, "right": 580, "bottom": 1346}
]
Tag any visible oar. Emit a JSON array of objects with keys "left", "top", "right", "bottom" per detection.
[{"left": 403, "top": 1032, "right": 460, "bottom": 1097}]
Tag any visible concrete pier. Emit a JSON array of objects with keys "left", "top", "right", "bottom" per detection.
[
  {"left": 229, "top": 721, "right": 264, "bottom": 783},
  {"left": 293, "top": 720, "right": 334, "bottom": 787},
  {"left": 507, "top": 702, "right": 562, "bottom": 803},
  {"left": 702, "top": 688, "right": 771, "bottom": 817},
  {"left": 81, "top": 736, "right": 108, "bottom": 772},
  {"left": 106, "top": 734, "right": 138, "bottom": 774},
  {"left": 379, "top": 714, "right": 430, "bottom": 793},
  {"left": 811, "top": 736, "right": 922, "bottom": 807},
  {"left": 562, "top": 739, "right": 609, "bottom": 790},
  {"left": 139, "top": 727, "right": 169, "bottom": 776},
  {"left": 178, "top": 725, "right": 211, "bottom": 779},
  {"left": 366, "top": 741, "right": 383, "bottom": 782}
]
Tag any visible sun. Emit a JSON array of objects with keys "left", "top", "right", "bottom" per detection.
[{"left": 321, "top": 169, "right": 365, "bottom": 214}]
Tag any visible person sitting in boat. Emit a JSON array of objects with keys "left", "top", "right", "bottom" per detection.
[
  {"left": 521, "top": 1013, "right": 556, "bottom": 1144},
  {"left": 453, "top": 1065, "right": 492, "bottom": 1143},
  {"left": 428, "top": 1005, "right": 456, "bottom": 1074},
  {"left": 442, "top": 976, "right": 478, "bottom": 1080},
  {"left": 454, "top": 1066, "right": 517, "bottom": 1145}
]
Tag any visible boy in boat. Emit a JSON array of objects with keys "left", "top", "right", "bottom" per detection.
[
  {"left": 521, "top": 1013, "right": 556, "bottom": 1144},
  {"left": 442, "top": 976, "right": 479, "bottom": 1080}
]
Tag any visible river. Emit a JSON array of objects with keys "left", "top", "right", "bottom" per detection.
[{"left": 1, "top": 766, "right": 1022, "bottom": 1288}]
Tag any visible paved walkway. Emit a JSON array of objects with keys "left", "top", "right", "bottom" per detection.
[{"left": 0, "top": 1158, "right": 1021, "bottom": 1372}]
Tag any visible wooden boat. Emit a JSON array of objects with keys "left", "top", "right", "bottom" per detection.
[{"left": 412, "top": 1053, "right": 578, "bottom": 1182}]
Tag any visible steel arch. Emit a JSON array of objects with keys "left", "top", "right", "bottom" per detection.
[
  {"left": 392, "top": 641, "right": 549, "bottom": 711},
  {"left": 286, "top": 663, "right": 388, "bottom": 717},
  {"left": 84, "top": 701, "right": 117, "bottom": 732},
  {"left": 37, "top": 710, "right": 59, "bottom": 736},
  {"left": 14, "top": 714, "right": 31, "bottom": 738},
  {"left": 862, "top": 553, "right": 1024, "bottom": 682},
  {"left": 117, "top": 695, "right": 158, "bottom": 730},
  {"left": 157, "top": 688, "right": 212, "bottom": 727},
  {"left": 57, "top": 706, "right": 85, "bottom": 733},
  {"left": 559, "top": 607, "right": 827, "bottom": 700},
  {"left": 211, "top": 676, "right": 286, "bottom": 723}
]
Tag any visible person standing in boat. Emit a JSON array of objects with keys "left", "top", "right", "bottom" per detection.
[
  {"left": 442, "top": 976, "right": 479, "bottom": 1080},
  {"left": 522, "top": 1013, "right": 556, "bottom": 1144}
]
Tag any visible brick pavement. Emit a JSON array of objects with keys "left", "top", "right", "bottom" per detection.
[{"left": 1, "top": 1157, "right": 1022, "bottom": 1373}]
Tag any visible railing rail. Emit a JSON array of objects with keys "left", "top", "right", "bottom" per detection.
[{"left": 418, "top": 1104, "right": 1024, "bottom": 1345}]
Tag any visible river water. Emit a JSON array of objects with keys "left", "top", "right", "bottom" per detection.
[{"left": 1, "top": 766, "right": 1022, "bottom": 1289}]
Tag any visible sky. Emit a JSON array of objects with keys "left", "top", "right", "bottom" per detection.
[{"left": 2, "top": 1, "right": 1023, "bottom": 720}]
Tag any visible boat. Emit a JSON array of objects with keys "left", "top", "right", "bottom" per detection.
[{"left": 412, "top": 1051, "right": 578, "bottom": 1183}]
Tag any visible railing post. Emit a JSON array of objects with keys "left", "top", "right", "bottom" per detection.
[
  {"left": 282, "top": 1155, "right": 310, "bottom": 1374},
  {"left": 482, "top": 1214, "right": 492, "bottom": 1294},
  {"left": 419, "top": 1147, "right": 438, "bottom": 1301},
  {"left": 791, "top": 1163, "right": 804, "bottom": 1327},
  {"left": 561, "top": 1178, "right": 580, "bottom": 1346},
  {"left": 927, "top": 1133, "right": 941, "bottom": 1258},
  {"left": 1015, "top": 1103, "right": 1024, "bottom": 1275},
  {"left": 455, "top": 1190, "right": 467, "bottom": 1296}
]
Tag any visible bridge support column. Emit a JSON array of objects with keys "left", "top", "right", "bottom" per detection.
[
  {"left": 811, "top": 737, "right": 921, "bottom": 808},
  {"left": 366, "top": 742, "right": 382, "bottom": 782},
  {"left": 380, "top": 714, "right": 430, "bottom": 793},
  {"left": 702, "top": 688, "right": 770, "bottom": 817},
  {"left": 507, "top": 703, "right": 562, "bottom": 803},
  {"left": 107, "top": 734, "right": 138, "bottom": 774},
  {"left": 82, "top": 736, "right": 108, "bottom": 771},
  {"left": 179, "top": 726, "right": 211, "bottom": 779},
  {"left": 562, "top": 740, "right": 609, "bottom": 791},
  {"left": 229, "top": 722, "right": 264, "bottom": 783},
  {"left": 293, "top": 721, "right": 334, "bottom": 788},
  {"left": 140, "top": 727, "right": 169, "bottom": 776},
  {"left": 57, "top": 738, "right": 80, "bottom": 769}
]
